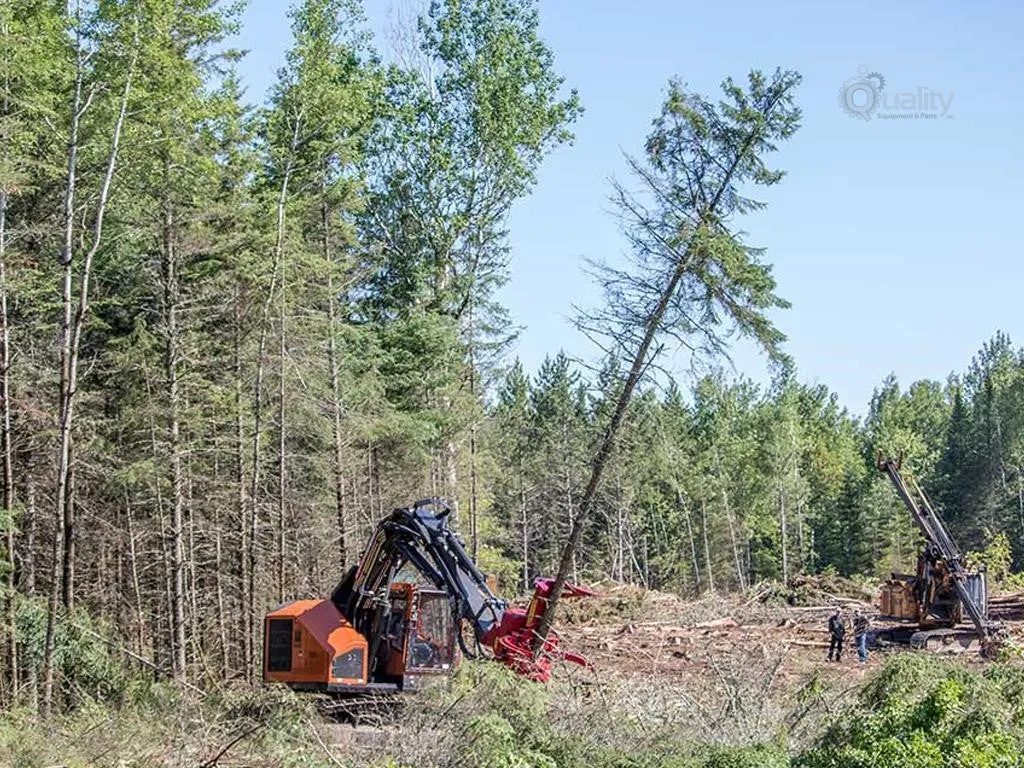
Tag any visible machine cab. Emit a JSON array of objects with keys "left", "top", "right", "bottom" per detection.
[
  {"left": 264, "top": 580, "right": 458, "bottom": 694},
  {"left": 379, "top": 583, "right": 457, "bottom": 688}
]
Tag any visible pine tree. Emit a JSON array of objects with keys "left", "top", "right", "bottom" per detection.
[
  {"left": 536, "top": 69, "right": 802, "bottom": 648},
  {"left": 491, "top": 360, "right": 535, "bottom": 591}
]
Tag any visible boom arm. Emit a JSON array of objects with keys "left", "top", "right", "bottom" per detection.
[
  {"left": 878, "top": 456, "right": 1000, "bottom": 644},
  {"left": 333, "top": 498, "right": 506, "bottom": 653}
]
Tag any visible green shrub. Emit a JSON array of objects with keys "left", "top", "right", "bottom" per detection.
[
  {"left": 459, "top": 713, "right": 558, "bottom": 768},
  {"left": 0, "top": 680, "right": 340, "bottom": 768},
  {"left": 796, "top": 657, "right": 1024, "bottom": 768},
  {"left": 967, "top": 531, "right": 1014, "bottom": 586},
  {"left": 15, "top": 597, "right": 133, "bottom": 708},
  {"left": 446, "top": 661, "right": 551, "bottom": 734}
]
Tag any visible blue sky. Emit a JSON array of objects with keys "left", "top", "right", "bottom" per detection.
[{"left": 235, "top": 0, "right": 1024, "bottom": 415}]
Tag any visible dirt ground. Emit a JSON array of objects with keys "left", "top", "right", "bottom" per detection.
[{"left": 550, "top": 580, "right": 1024, "bottom": 691}]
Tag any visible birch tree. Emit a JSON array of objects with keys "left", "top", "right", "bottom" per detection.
[
  {"left": 41, "top": 0, "right": 142, "bottom": 715},
  {"left": 0, "top": 0, "right": 64, "bottom": 703}
]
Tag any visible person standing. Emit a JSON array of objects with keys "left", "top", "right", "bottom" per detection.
[
  {"left": 853, "top": 608, "right": 871, "bottom": 664},
  {"left": 827, "top": 608, "right": 845, "bottom": 662}
]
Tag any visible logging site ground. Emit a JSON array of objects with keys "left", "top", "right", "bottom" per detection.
[
  {"left": 8, "top": 577, "right": 1024, "bottom": 767},
  {"left": 555, "top": 579, "right": 1024, "bottom": 688}
]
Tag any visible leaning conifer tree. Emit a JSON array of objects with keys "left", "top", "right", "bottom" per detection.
[{"left": 533, "top": 68, "right": 802, "bottom": 652}]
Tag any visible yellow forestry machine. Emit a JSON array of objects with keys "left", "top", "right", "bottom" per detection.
[{"left": 875, "top": 456, "right": 1005, "bottom": 655}]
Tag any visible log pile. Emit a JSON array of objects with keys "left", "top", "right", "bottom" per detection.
[{"left": 989, "top": 592, "right": 1024, "bottom": 621}]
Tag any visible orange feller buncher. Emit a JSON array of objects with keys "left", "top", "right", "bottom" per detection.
[{"left": 264, "top": 498, "right": 596, "bottom": 694}]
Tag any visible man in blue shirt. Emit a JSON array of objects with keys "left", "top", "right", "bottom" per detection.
[{"left": 853, "top": 608, "right": 871, "bottom": 664}]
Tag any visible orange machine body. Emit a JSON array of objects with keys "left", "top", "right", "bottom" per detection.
[
  {"left": 264, "top": 583, "right": 456, "bottom": 694},
  {"left": 264, "top": 599, "right": 368, "bottom": 689}
]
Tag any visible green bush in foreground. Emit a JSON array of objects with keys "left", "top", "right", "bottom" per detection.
[
  {"left": 0, "top": 682, "right": 338, "bottom": 768},
  {"left": 444, "top": 658, "right": 1024, "bottom": 768},
  {"left": 795, "top": 655, "right": 1024, "bottom": 768},
  {"left": 439, "top": 663, "right": 791, "bottom": 768}
]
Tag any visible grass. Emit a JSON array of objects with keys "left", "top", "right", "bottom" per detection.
[{"left": 5, "top": 653, "right": 1024, "bottom": 767}]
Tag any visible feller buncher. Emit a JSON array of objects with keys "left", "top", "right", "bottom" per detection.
[
  {"left": 875, "top": 456, "right": 1004, "bottom": 655},
  {"left": 263, "top": 498, "right": 595, "bottom": 694}
]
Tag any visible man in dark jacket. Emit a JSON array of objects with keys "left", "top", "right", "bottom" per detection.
[{"left": 827, "top": 608, "right": 845, "bottom": 662}]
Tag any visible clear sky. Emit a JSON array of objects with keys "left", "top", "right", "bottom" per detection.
[{"left": 234, "top": 0, "right": 1024, "bottom": 416}]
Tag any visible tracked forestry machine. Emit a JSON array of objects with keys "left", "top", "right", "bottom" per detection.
[
  {"left": 263, "top": 498, "right": 594, "bottom": 694},
  {"left": 876, "top": 456, "right": 1004, "bottom": 655}
]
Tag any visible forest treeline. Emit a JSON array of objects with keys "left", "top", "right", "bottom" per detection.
[
  {"left": 0, "top": 0, "right": 1022, "bottom": 714},
  {"left": 491, "top": 336, "right": 1024, "bottom": 595}
]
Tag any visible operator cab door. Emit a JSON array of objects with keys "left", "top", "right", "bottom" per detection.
[{"left": 406, "top": 588, "right": 456, "bottom": 678}]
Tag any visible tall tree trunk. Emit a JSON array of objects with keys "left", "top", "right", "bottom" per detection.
[
  {"left": 144, "top": 368, "right": 174, "bottom": 672},
  {"left": 62, "top": 461, "right": 75, "bottom": 608},
  {"left": 61, "top": 44, "right": 132, "bottom": 618},
  {"left": 248, "top": 118, "right": 298, "bottom": 673},
  {"left": 372, "top": 444, "right": 383, "bottom": 519},
  {"left": 322, "top": 194, "right": 347, "bottom": 569},
  {"left": 790, "top": 425, "right": 803, "bottom": 573},
  {"left": 779, "top": 488, "right": 789, "bottom": 583},
  {"left": 233, "top": 294, "right": 249, "bottom": 675},
  {"left": 680, "top": 493, "right": 701, "bottom": 595},
  {"left": 466, "top": 301, "right": 479, "bottom": 560},
  {"left": 45, "top": 37, "right": 134, "bottom": 712},
  {"left": 247, "top": 261, "right": 271, "bottom": 677},
  {"left": 42, "top": 495, "right": 64, "bottom": 716},
  {"left": 113, "top": 492, "right": 126, "bottom": 635},
  {"left": 713, "top": 447, "right": 746, "bottom": 591},
  {"left": 701, "top": 498, "right": 715, "bottom": 594},
  {"left": 444, "top": 440, "right": 458, "bottom": 527},
  {"left": 156, "top": 491, "right": 174, "bottom": 673},
  {"left": 276, "top": 170, "right": 292, "bottom": 605},
  {"left": 214, "top": 519, "right": 229, "bottom": 679},
  {"left": 469, "top": 376, "right": 479, "bottom": 560},
  {"left": 22, "top": 478, "right": 37, "bottom": 704},
  {"left": 42, "top": 24, "right": 86, "bottom": 714},
  {"left": 614, "top": 477, "right": 624, "bottom": 582},
  {"left": 0, "top": 4, "right": 16, "bottom": 706},
  {"left": 1017, "top": 473, "right": 1024, "bottom": 551},
  {"left": 563, "top": 436, "right": 578, "bottom": 583},
  {"left": 162, "top": 183, "right": 187, "bottom": 681},
  {"left": 723, "top": 491, "right": 745, "bottom": 590},
  {"left": 529, "top": 107, "right": 780, "bottom": 651},
  {"left": 185, "top": 453, "right": 201, "bottom": 672},
  {"left": 366, "top": 444, "right": 375, "bottom": 526},
  {"left": 124, "top": 493, "right": 146, "bottom": 662},
  {"left": 520, "top": 460, "right": 529, "bottom": 593},
  {"left": 97, "top": 534, "right": 109, "bottom": 622},
  {"left": 276, "top": 242, "right": 287, "bottom": 605},
  {"left": 531, "top": 217, "right": 721, "bottom": 649},
  {"left": 796, "top": 499, "right": 805, "bottom": 574},
  {"left": 0, "top": 129, "right": 14, "bottom": 706}
]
